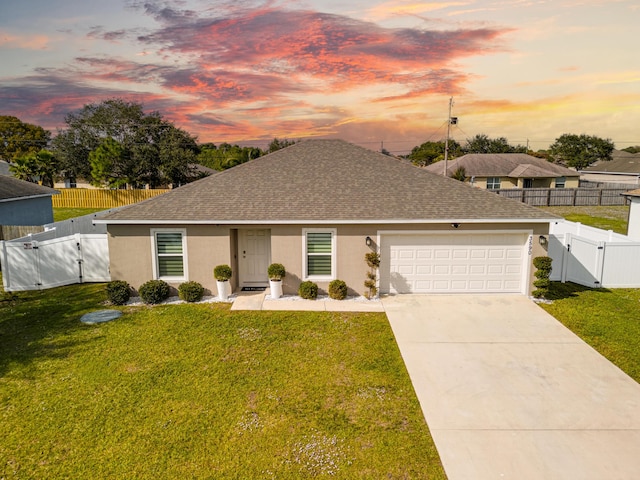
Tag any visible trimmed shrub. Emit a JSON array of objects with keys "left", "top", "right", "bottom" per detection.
[
  {"left": 365, "top": 252, "right": 381, "bottom": 269},
  {"left": 106, "top": 280, "right": 131, "bottom": 305},
  {"left": 213, "top": 264, "right": 232, "bottom": 281},
  {"left": 298, "top": 281, "right": 318, "bottom": 300},
  {"left": 139, "top": 279, "right": 170, "bottom": 305},
  {"left": 267, "top": 263, "right": 286, "bottom": 281},
  {"left": 328, "top": 279, "right": 348, "bottom": 300},
  {"left": 178, "top": 281, "right": 204, "bottom": 303},
  {"left": 532, "top": 255, "right": 553, "bottom": 299}
]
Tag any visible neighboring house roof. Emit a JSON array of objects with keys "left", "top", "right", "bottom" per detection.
[
  {"left": 0, "top": 175, "right": 59, "bottom": 203},
  {"left": 581, "top": 150, "right": 640, "bottom": 174},
  {"left": 424, "top": 153, "right": 578, "bottom": 179},
  {"left": 622, "top": 188, "right": 640, "bottom": 198},
  {"left": 98, "top": 139, "right": 558, "bottom": 225}
]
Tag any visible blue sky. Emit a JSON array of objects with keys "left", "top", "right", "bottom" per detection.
[{"left": 1, "top": 0, "right": 638, "bottom": 154}]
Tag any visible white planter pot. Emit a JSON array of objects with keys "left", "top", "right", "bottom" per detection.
[
  {"left": 269, "top": 279, "right": 283, "bottom": 299},
  {"left": 216, "top": 280, "right": 231, "bottom": 300}
]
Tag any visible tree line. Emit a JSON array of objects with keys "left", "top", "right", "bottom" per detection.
[
  {"left": 0, "top": 99, "right": 296, "bottom": 188},
  {"left": 1, "top": 98, "right": 633, "bottom": 188}
]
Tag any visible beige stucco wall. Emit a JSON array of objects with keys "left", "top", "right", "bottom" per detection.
[
  {"left": 107, "top": 224, "right": 232, "bottom": 295},
  {"left": 108, "top": 221, "right": 551, "bottom": 298}
]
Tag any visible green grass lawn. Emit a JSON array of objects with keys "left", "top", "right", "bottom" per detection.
[
  {"left": 0, "top": 282, "right": 446, "bottom": 479},
  {"left": 540, "top": 282, "right": 640, "bottom": 383},
  {"left": 541, "top": 205, "right": 629, "bottom": 234},
  {"left": 53, "top": 207, "right": 107, "bottom": 222}
]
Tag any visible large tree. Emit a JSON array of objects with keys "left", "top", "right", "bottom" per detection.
[
  {"left": 197, "top": 143, "right": 262, "bottom": 171},
  {"left": 408, "top": 140, "right": 461, "bottom": 167},
  {"left": 0, "top": 116, "right": 51, "bottom": 161},
  {"left": 548, "top": 134, "right": 614, "bottom": 170},
  {"left": 463, "top": 134, "right": 527, "bottom": 154},
  {"left": 52, "top": 99, "right": 198, "bottom": 187},
  {"left": 9, "top": 149, "right": 58, "bottom": 187}
]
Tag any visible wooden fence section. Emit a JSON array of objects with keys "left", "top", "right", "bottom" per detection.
[
  {"left": 495, "top": 188, "right": 629, "bottom": 207},
  {"left": 52, "top": 189, "right": 171, "bottom": 208},
  {"left": 0, "top": 225, "right": 44, "bottom": 242}
]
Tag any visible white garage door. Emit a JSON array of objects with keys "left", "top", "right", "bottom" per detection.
[{"left": 380, "top": 233, "right": 528, "bottom": 294}]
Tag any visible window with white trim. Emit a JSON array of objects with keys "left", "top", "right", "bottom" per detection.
[
  {"left": 152, "top": 229, "right": 187, "bottom": 280},
  {"left": 486, "top": 177, "right": 501, "bottom": 190},
  {"left": 303, "top": 229, "right": 336, "bottom": 280},
  {"left": 555, "top": 176, "right": 566, "bottom": 188}
]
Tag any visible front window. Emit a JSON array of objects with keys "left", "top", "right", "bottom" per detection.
[
  {"left": 303, "top": 229, "right": 336, "bottom": 280},
  {"left": 523, "top": 178, "right": 533, "bottom": 188},
  {"left": 152, "top": 229, "right": 187, "bottom": 280},
  {"left": 556, "top": 176, "right": 566, "bottom": 188},
  {"left": 486, "top": 177, "right": 501, "bottom": 190}
]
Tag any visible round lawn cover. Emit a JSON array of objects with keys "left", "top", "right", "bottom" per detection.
[{"left": 80, "top": 309, "right": 122, "bottom": 324}]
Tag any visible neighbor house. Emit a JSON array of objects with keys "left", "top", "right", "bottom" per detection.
[
  {"left": 96, "top": 140, "right": 558, "bottom": 297},
  {"left": 0, "top": 175, "right": 59, "bottom": 226},
  {"left": 580, "top": 150, "right": 640, "bottom": 186},
  {"left": 425, "top": 153, "right": 580, "bottom": 190}
]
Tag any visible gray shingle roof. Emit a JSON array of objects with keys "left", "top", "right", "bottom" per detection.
[
  {"left": 425, "top": 153, "right": 578, "bottom": 178},
  {"left": 99, "top": 140, "right": 557, "bottom": 224},
  {"left": 582, "top": 150, "right": 640, "bottom": 174},
  {"left": 0, "top": 175, "right": 59, "bottom": 203}
]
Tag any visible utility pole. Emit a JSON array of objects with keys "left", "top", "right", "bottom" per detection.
[{"left": 443, "top": 97, "right": 455, "bottom": 176}]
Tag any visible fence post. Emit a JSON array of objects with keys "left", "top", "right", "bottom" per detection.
[{"left": 561, "top": 233, "right": 571, "bottom": 283}]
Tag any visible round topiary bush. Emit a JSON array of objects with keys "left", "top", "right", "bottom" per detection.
[
  {"left": 139, "top": 279, "right": 170, "bottom": 305},
  {"left": 106, "top": 280, "right": 131, "bottom": 305},
  {"left": 298, "top": 281, "right": 318, "bottom": 300},
  {"left": 178, "top": 281, "right": 204, "bottom": 303},
  {"left": 267, "top": 263, "right": 286, "bottom": 281},
  {"left": 328, "top": 279, "right": 348, "bottom": 300},
  {"left": 213, "top": 264, "right": 232, "bottom": 281}
]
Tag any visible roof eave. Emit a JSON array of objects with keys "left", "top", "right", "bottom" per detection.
[
  {"left": 0, "top": 192, "right": 58, "bottom": 203},
  {"left": 95, "top": 217, "right": 558, "bottom": 225}
]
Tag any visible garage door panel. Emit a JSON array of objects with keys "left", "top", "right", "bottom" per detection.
[{"left": 381, "top": 233, "right": 527, "bottom": 294}]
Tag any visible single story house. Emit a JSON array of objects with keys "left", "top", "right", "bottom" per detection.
[
  {"left": 0, "top": 175, "right": 59, "bottom": 226},
  {"left": 580, "top": 150, "right": 640, "bottom": 186},
  {"left": 424, "top": 153, "right": 580, "bottom": 190},
  {"left": 96, "top": 140, "right": 558, "bottom": 297}
]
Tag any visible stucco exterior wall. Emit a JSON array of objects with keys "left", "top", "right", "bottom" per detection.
[{"left": 108, "top": 221, "right": 550, "bottom": 297}]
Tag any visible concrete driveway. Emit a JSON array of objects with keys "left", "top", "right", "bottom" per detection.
[{"left": 382, "top": 294, "right": 640, "bottom": 480}]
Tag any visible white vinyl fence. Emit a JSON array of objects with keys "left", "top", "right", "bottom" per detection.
[
  {"left": 548, "top": 221, "right": 640, "bottom": 288},
  {"left": 1, "top": 233, "right": 110, "bottom": 291}
]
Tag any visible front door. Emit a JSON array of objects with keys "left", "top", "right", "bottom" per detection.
[{"left": 238, "top": 229, "right": 270, "bottom": 286}]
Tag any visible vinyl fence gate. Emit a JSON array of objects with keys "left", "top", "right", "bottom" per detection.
[{"left": 1, "top": 234, "right": 110, "bottom": 292}]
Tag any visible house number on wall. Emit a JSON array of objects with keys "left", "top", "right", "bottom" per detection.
[{"left": 527, "top": 235, "right": 533, "bottom": 256}]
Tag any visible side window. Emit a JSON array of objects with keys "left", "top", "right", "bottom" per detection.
[
  {"left": 152, "top": 229, "right": 187, "bottom": 280},
  {"left": 303, "top": 229, "right": 336, "bottom": 280},
  {"left": 486, "top": 177, "right": 501, "bottom": 190},
  {"left": 555, "top": 177, "right": 566, "bottom": 188}
]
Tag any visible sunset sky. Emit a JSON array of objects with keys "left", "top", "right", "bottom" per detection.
[{"left": 1, "top": 0, "right": 638, "bottom": 155}]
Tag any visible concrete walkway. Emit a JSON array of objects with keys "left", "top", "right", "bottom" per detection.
[
  {"left": 230, "top": 289, "right": 384, "bottom": 312},
  {"left": 382, "top": 294, "right": 640, "bottom": 480}
]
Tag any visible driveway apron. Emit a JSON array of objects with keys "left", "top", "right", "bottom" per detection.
[{"left": 382, "top": 294, "right": 640, "bottom": 480}]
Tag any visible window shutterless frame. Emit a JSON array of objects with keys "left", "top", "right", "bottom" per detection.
[
  {"left": 302, "top": 228, "right": 336, "bottom": 280},
  {"left": 150, "top": 228, "right": 188, "bottom": 281}
]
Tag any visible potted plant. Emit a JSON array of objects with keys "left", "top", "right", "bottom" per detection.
[
  {"left": 213, "top": 264, "right": 232, "bottom": 300},
  {"left": 267, "top": 263, "right": 286, "bottom": 299}
]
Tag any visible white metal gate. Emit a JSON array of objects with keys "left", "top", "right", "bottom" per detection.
[{"left": 1, "top": 234, "right": 110, "bottom": 291}]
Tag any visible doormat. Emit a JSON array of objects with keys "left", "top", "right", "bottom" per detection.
[{"left": 241, "top": 286, "right": 266, "bottom": 291}]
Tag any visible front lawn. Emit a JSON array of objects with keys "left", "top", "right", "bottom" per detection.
[
  {"left": 0, "top": 282, "right": 445, "bottom": 479},
  {"left": 540, "top": 282, "right": 640, "bottom": 383}
]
